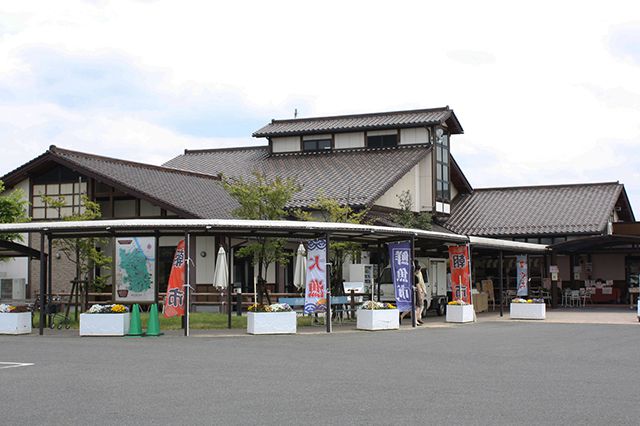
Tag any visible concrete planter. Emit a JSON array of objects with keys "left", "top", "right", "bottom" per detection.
[
  {"left": 356, "top": 308, "right": 399, "bottom": 331},
  {"left": 0, "top": 312, "right": 32, "bottom": 335},
  {"left": 510, "top": 303, "right": 546, "bottom": 320},
  {"left": 79, "top": 313, "right": 130, "bottom": 336},
  {"left": 446, "top": 304, "right": 474, "bottom": 323},
  {"left": 247, "top": 311, "right": 296, "bottom": 335}
]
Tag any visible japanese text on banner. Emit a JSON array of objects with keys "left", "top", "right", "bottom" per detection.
[
  {"left": 388, "top": 241, "right": 412, "bottom": 312},
  {"left": 516, "top": 255, "right": 528, "bottom": 296},
  {"left": 304, "top": 238, "right": 327, "bottom": 314},
  {"left": 448, "top": 245, "right": 471, "bottom": 304},
  {"left": 163, "top": 240, "right": 185, "bottom": 318}
]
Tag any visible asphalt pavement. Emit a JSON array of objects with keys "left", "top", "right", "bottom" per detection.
[{"left": 1, "top": 321, "right": 639, "bottom": 425}]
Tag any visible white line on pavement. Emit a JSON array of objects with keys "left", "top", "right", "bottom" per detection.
[{"left": 0, "top": 362, "right": 34, "bottom": 369}]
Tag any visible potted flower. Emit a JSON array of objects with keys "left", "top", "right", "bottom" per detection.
[
  {"left": 247, "top": 303, "right": 296, "bottom": 335},
  {"left": 446, "top": 300, "right": 474, "bottom": 323},
  {"left": 80, "top": 304, "right": 130, "bottom": 336},
  {"left": 0, "top": 304, "right": 32, "bottom": 335},
  {"left": 356, "top": 301, "right": 399, "bottom": 331},
  {"left": 510, "top": 298, "right": 546, "bottom": 320}
]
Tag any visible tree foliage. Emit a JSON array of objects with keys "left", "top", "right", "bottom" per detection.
[
  {"left": 295, "top": 192, "right": 368, "bottom": 295},
  {"left": 222, "top": 171, "right": 301, "bottom": 283},
  {"left": 0, "top": 180, "right": 30, "bottom": 242},
  {"left": 392, "top": 190, "right": 432, "bottom": 230},
  {"left": 41, "top": 194, "right": 112, "bottom": 291}
]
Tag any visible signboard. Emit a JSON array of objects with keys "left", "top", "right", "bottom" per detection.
[
  {"left": 448, "top": 245, "right": 471, "bottom": 304},
  {"left": 549, "top": 265, "right": 559, "bottom": 274},
  {"left": 163, "top": 240, "right": 186, "bottom": 318},
  {"left": 516, "top": 255, "right": 528, "bottom": 296},
  {"left": 304, "top": 239, "right": 327, "bottom": 314},
  {"left": 388, "top": 241, "right": 412, "bottom": 312},
  {"left": 114, "top": 237, "right": 156, "bottom": 303}
]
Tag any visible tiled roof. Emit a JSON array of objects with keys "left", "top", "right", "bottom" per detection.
[
  {"left": 253, "top": 107, "right": 463, "bottom": 137},
  {"left": 23, "top": 146, "right": 238, "bottom": 219},
  {"left": 443, "top": 182, "right": 624, "bottom": 236},
  {"left": 164, "top": 145, "right": 432, "bottom": 209}
]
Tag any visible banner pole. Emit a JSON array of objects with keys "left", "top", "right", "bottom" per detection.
[
  {"left": 184, "top": 232, "right": 190, "bottom": 337},
  {"left": 227, "top": 236, "right": 232, "bottom": 329},
  {"left": 325, "top": 233, "right": 332, "bottom": 333},
  {"left": 411, "top": 235, "right": 416, "bottom": 328}
]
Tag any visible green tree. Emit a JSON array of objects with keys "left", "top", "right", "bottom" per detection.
[
  {"left": 0, "top": 180, "right": 30, "bottom": 242},
  {"left": 392, "top": 190, "right": 432, "bottom": 230},
  {"left": 223, "top": 171, "right": 300, "bottom": 301},
  {"left": 40, "top": 194, "right": 112, "bottom": 291},
  {"left": 295, "top": 192, "right": 368, "bottom": 295}
]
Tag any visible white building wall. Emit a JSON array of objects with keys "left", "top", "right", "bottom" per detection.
[
  {"left": 418, "top": 153, "right": 433, "bottom": 212},
  {"left": 0, "top": 179, "right": 30, "bottom": 288},
  {"left": 375, "top": 164, "right": 418, "bottom": 211},
  {"left": 334, "top": 132, "right": 365, "bottom": 149},
  {"left": 400, "top": 127, "right": 429, "bottom": 145},
  {"left": 196, "top": 236, "right": 216, "bottom": 284},
  {"left": 272, "top": 136, "right": 300, "bottom": 153}
]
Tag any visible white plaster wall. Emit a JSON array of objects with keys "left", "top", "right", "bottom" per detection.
[
  {"left": 451, "top": 181, "right": 459, "bottom": 200},
  {"left": 196, "top": 236, "right": 216, "bottom": 284},
  {"left": 375, "top": 164, "right": 418, "bottom": 211},
  {"left": 272, "top": 136, "right": 300, "bottom": 153},
  {"left": 302, "top": 134, "right": 331, "bottom": 141},
  {"left": 0, "top": 179, "right": 30, "bottom": 286},
  {"left": 591, "top": 253, "right": 626, "bottom": 280},
  {"left": 367, "top": 129, "right": 397, "bottom": 137},
  {"left": 335, "top": 132, "right": 365, "bottom": 149},
  {"left": 400, "top": 127, "right": 429, "bottom": 145}
]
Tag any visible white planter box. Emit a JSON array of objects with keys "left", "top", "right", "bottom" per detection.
[
  {"left": 356, "top": 309, "right": 399, "bottom": 331},
  {"left": 510, "top": 303, "right": 546, "bottom": 320},
  {"left": 0, "top": 312, "right": 32, "bottom": 335},
  {"left": 80, "top": 313, "right": 130, "bottom": 336},
  {"left": 247, "top": 311, "right": 296, "bottom": 335},
  {"left": 446, "top": 304, "right": 474, "bottom": 323}
]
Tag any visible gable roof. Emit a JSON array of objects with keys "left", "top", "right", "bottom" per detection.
[
  {"left": 1, "top": 146, "right": 238, "bottom": 219},
  {"left": 253, "top": 106, "right": 463, "bottom": 138},
  {"left": 164, "top": 145, "right": 432, "bottom": 209},
  {"left": 442, "top": 182, "right": 632, "bottom": 237}
]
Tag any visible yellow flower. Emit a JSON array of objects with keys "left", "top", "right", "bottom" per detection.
[{"left": 111, "top": 304, "right": 127, "bottom": 313}]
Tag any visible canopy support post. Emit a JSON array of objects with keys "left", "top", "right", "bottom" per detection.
[
  {"left": 499, "top": 250, "right": 504, "bottom": 317},
  {"left": 325, "top": 232, "right": 331, "bottom": 333},
  {"left": 39, "top": 232, "right": 47, "bottom": 336},
  {"left": 227, "top": 235, "right": 232, "bottom": 330}
]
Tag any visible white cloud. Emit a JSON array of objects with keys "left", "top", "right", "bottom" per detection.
[{"left": 0, "top": 0, "right": 639, "bottom": 213}]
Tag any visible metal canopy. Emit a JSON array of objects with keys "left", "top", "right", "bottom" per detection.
[
  {"left": 551, "top": 234, "right": 640, "bottom": 254},
  {"left": 0, "top": 239, "right": 44, "bottom": 259},
  {"left": 0, "top": 218, "right": 549, "bottom": 251}
]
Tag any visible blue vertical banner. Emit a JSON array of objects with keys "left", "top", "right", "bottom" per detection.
[
  {"left": 516, "top": 255, "right": 528, "bottom": 296},
  {"left": 388, "top": 241, "right": 412, "bottom": 312}
]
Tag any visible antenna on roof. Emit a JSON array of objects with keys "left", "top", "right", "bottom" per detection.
[{"left": 294, "top": 108, "right": 298, "bottom": 119}]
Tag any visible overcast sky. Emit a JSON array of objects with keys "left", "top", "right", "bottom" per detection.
[{"left": 1, "top": 1, "right": 639, "bottom": 214}]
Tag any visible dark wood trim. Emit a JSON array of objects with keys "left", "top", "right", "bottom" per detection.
[{"left": 331, "top": 133, "right": 335, "bottom": 150}]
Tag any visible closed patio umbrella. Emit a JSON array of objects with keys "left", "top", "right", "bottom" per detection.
[
  {"left": 213, "top": 246, "right": 228, "bottom": 289},
  {"left": 293, "top": 243, "right": 306, "bottom": 291}
]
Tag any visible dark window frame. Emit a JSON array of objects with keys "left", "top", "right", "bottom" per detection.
[
  {"left": 435, "top": 127, "right": 450, "bottom": 203},
  {"left": 366, "top": 132, "right": 398, "bottom": 149},
  {"left": 302, "top": 138, "right": 332, "bottom": 152}
]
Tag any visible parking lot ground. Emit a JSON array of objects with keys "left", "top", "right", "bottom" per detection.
[{"left": 1, "top": 319, "right": 639, "bottom": 425}]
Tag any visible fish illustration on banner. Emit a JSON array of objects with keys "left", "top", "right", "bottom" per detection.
[
  {"left": 163, "top": 240, "right": 186, "bottom": 318},
  {"left": 304, "top": 238, "right": 327, "bottom": 314},
  {"left": 516, "top": 255, "right": 528, "bottom": 296},
  {"left": 448, "top": 245, "right": 471, "bottom": 304},
  {"left": 388, "top": 241, "right": 413, "bottom": 312}
]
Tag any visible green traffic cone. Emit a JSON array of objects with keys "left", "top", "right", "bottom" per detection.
[
  {"left": 145, "top": 303, "right": 163, "bottom": 337},
  {"left": 126, "top": 304, "right": 143, "bottom": 337}
]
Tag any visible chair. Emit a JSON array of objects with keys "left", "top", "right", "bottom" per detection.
[
  {"left": 580, "top": 288, "right": 592, "bottom": 306},
  {"left": 569, "top": 290, "right": 581, "bottom": 307},
  {"left": 541, "top": 289, "right": 551, "bottom": 306},
  {"left": 561, "top": 288, "right": 571, "bottom": 307},
  {"left": 502, "top": 289, "right": 516, "bottom": 306},
  {"left": 481, "top": 280, "right": 496, "bottom": 311}
]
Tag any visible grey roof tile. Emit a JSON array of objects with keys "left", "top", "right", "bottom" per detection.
[
  {"left": 51, "top": 147, "right": 238, "bottom": 219},
  {"left": 164, "top": 145, "right": 432, "bottom": 209},
  {"left": 443, "top": 182, "right": 623, "bottom": 236},
  {"left": 253, "top": 107, "right": 463, "bottom": 137}
]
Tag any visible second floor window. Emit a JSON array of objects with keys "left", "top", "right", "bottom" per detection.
[
  {"left": 435, "top": 127, "right": 450, "bottom": 203},
  {"left": 367, "top": 133, "right": 398, "bottom": 148},
  {"left": 302, "top": 139, "right": 331, "bottom": 152}
]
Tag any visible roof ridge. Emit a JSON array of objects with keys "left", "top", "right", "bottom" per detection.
[
  {"left": 49, "top": 145, "right": 222, "bottom": 181},
  {"left": 473, "top": 181, "right": 621, "bottom": 192},
  {"left": 183, "top": 145, "right": 268, "bottom": 155},
  {"left": 266, "top": 106, "right": 451, "bottom": 124}
]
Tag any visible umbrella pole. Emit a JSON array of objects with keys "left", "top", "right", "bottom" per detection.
[{"left": 227, "top": 236, "right": 232, "bottom": 329}]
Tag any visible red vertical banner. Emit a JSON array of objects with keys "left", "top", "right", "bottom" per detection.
[
  {"left": 163, "top": 240, "right": 186, "bottom": 318},
  {"left": 448, "top": 245, "right": 472, "bottom": 304}
]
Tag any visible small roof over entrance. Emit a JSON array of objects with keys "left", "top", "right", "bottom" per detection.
[{"left": 0, "top": 240, "right": 44, "bottom": 259}]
